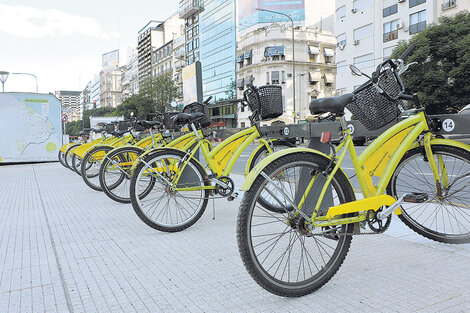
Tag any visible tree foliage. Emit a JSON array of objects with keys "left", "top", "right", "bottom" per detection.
[
  {"left": 113, "top": 94, "right": 154, "bottom": 119},
  {"left": 392, "top": 12, "right": 470, "bottom": 114},
  {"left": 139, "top": 73, "right": 180, "bottom": 111}
]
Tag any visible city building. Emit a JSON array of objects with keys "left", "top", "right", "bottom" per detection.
[
  {"left": 55, "top": 90, "right": 81, "bottom": 121},
  {"left": 122, "top": 49, "right": 139, "bottom": 100},
  {"left": 178, "top": 0, "right": 238, "bottom": 128},
  {"left": 137, "top": 16, "right": 184, "bottom": 80},
  {"left": 151, "top": 40, "right": 174, "bottom": 78},
  {"left": 173, "top": 35, "right": 186, "bottom": 101},
  {"left": 100, "top": 67, "right": 124, "bottom": 108},
  {"left": 90, "top": 74, "right": 101, "bottom": 108},
  {"left": 79, "top": 81, "right": 93, "bottom": 119},
  {"left": 236, "top": 25, "right": 337, "bottom": 127},
  {"left": 335, "top": 0, "right": 470, "bottom": 94}
]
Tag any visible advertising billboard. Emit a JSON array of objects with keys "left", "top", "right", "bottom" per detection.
[
  {"left": 102, "top": 49, "right": 119, "bottom": 68},
  {"left": 239, "top": 0, "right": 305, "bottom": 31},
  {"left": 0, "top": 93, "right": 62, "bottom": 163}
]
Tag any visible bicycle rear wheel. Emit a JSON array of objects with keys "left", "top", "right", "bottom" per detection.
[
  {"left": 81, "top": 146, "right": 113, "bottom": 191},
  {"left": 130, "top": 149, "right": 209, "bottom": 232},
  {"left": 99, "top": 146, "right": 144, "bottom": 203},
  {"left": 237, "top": 152, "right": 355, "bottom": 297},
  {"left": 389, "top": 144, "right": 470, "bottom": 244}
]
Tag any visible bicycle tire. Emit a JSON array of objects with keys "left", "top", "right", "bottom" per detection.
[
  {"left": 81, "top": 146, "right": 113, "bottom": 191},
  {"left": 58, "top": 149, "right": 68, "bottom": 167},
  {"left": 71, "top": 153, "right": 83, "bottom": 176},
  {"left": 99, "top": 146, "right": 145, "bottom": 203},
  {"left": 130, "top": 149, "right": 209, "bottom": 232},
  {"left": 388, "top": 144, "right": 470, "bottom": 244},
  {"left": 64, "top": 145, "right": 78, "bottom": 170},
  {"left": 237, "top": 152, "right": 355, "bottom": 297},
  {"left": 248, "top": 140, "right": 295, "bottom": 213}
]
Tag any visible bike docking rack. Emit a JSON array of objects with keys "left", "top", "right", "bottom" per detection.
[{"left": 211, "top": 113, "right": 470, "bottom": 144}]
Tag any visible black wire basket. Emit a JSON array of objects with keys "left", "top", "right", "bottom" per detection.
[
  {"left": 346, "top": 69, "right": 403, "bottom": 131},
  {"left": 105, "top": 123, "right": 115, "bottom": 133},
  {"left": 118, "top": 121, "right": 129, "bottom": 131},
  {"left": 163, "top": 111, "right": 179, "bottom": 130},
  {"left": 244, "top": 85, "right": 283, "bottom": 121},
  {"left": 182, "top": 102, "right": 211, "bottom": 128}
]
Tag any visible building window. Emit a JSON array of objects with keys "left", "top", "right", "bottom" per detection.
[
  {"left": 410, "top": 0, "right": 426, "bottom": 8},
  {"left": 353, "top": 24, "right": 373, "bottom": 42},
  {"left": 324, "top": 48, "right": 335, "bottom": 64},
  {"left": 410, "top": 10, "right": 426, "bottom": 34},
  {"left": 353, "top": 0, "right": 373, "bottom": 12},
  {"left": 245, "top": 50, "right": 253, "bottom": 65},
  {"left": 383, "top": 4, "right": 398, "bottom": 17},
  {"left": 383, "top": 20, "right": 398, "bottom": 42},
  {"left": 271, "top": 71, "right": 280, "bottom": 84},
  {"left": 336, "top": 5, "right": 346, "bottom": 20},
  {"left": 442, "top": 0, "right": 457, "bottom": 10},
  {"left": 354, "top": 53, "right": 374, "bottom": 69},
  {"left": 237, "top": 54, "right": 244, "bottom": 69},
  {"left": 281, "top": 71, "right": 286, "bottom": 84},
  {"left": 336, "top": 33, "right": 346, "bottom": 49},
  {"left": 336, "top": 61, "right": 346, "bottom": 75}
]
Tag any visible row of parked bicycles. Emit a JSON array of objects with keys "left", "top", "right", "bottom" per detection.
[{"left": 59, "top": 45, "right": 470, "bottom": 297}]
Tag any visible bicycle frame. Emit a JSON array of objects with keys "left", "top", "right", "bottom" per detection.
[
  {"left": 243, "top": 111, "right": 456, "bottom": 228},
  {"left": 167, "top": 125, "right": 276, "bottom": 192}
]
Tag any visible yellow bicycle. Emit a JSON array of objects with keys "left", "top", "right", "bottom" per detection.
[
  {"left": 129, "top": 87, "right": 294, "bottom": 232},
  {"left": 236, "top": 45, "right": 470, "bottom": 297}
]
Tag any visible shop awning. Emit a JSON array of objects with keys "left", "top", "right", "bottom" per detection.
[
  {"left": 308, "top": 46, "right": 320, "bottom": 55},
  {"left": 324, "top": 48, "right": 335, "bottom": 57},
  {"left": 309, "top": 72, "right": 321, "bottom": 82},
  {"left": 236, "top": 54, "right": 244, "bottom": 63},
  {"left": 244, "top": 50, "right": 252, "bottom": 59},
  {"left": 264, "top": 46, "right": 285, "bottom": 57},
  {"left": 324, "top": 73, "right": 335, "bottom": 84},
  {"left": 236, "top": 78, "right": 245, "bottom": 88}
]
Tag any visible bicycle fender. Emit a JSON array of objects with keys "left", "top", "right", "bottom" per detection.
[
  {"left": 408, "top": 138, "right": 470, "bottom": 152},
  {"left": 244, "top": 139, "right": 294, "bottom": 176},
  {"left": 241, "top": 147, "right": 349, "bottom": 191},
  {"left": 60, "top": 143, "right": 79, "bottom": 153}
]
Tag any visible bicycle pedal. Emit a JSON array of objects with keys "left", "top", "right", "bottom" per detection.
[
  {"left": 403, "top": 192, "right": 428, "bottom": 203},
  {"left": 227, "top": 192, "right": 239, "bottom": 201}
]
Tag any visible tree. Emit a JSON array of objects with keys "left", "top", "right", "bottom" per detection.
[
  {"left": 139, "top": 73, "right": 180, "bottom": 111},
  {"left": 113, "top": 94, "right": 154, "bottom": 119},
  {"left": 392, "top": 12, "right": 470, "bottom": 114},
  {"left": 65, "top": 120, "right": 83, "bottom": 136}
]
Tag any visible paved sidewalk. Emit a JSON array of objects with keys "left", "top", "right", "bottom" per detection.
[{"left": 1, "top": 162, "right": 470, "bottom": 313}]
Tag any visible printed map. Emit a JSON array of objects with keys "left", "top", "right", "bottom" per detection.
[{"left": 0, "top": 93, "right": 62, "bottom": 163}]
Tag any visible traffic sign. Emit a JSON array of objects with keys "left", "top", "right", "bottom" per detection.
[{"left": 61, "top": 114, "right": 68, "bottom": 122}]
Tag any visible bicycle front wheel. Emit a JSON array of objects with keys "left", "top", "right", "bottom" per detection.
[
  {"left": 237, "top": 152, "right": 355, "bottom": 297},
  {"left": 130, "top": 149, "right": 209, "bottom": 232},
  {"left": 389, "top": 144, "right": 470, "bottom": 244}
]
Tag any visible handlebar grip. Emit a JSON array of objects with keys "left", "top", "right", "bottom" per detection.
[
  {"left": 399, "top": 93, "right": 415, "bottom": 101},
  {"left": 399, "top": 44, "right": 415, "bottom": 61}
]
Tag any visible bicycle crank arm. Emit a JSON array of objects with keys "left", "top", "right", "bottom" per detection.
[{"left": 377, "top": 192, "right": 428, "bottom": 220}]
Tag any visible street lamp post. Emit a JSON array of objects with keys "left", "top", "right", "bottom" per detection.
[
  {"left": 0, "top": 71, "right": 9, "bottom": 92},
  {"left": 12, "top": 72, "right": 38, "bottom": 93},
  {"left": 298, "top": 73, "right": 306, "bottom": 121},
  {"left": 256, "top": 8, "right": 296, "bottom": 124}
]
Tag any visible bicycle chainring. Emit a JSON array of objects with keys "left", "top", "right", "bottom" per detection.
[
  {"left": 215, "top": 176, "right": 234, "bottom": 197},
  {"left": 366, "top": 208, "right": 391, "bottom": 233}
]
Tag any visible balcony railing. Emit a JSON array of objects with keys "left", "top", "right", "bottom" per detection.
[
  {"left": 179, "top": 0, "right": 204, "bottom": 19},
  {"left": 442, "top": 0, "right": 457, "bottom": 10}
]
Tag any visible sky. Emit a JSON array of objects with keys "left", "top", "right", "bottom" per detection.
[{"left": 0, "top": 1, "right": 179, "bottom": 94}]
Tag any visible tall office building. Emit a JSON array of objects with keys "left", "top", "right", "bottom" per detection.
[
  {"left": 137, "top": 16, "right": 184, "bottom": 80},
  {"left": 335, "top": 0, "right": 470, "bottom": 94},
  {"left": 55, "top": 90, "right": 81, "bottom": 121},
  {"left": 179, "top": 0, "right": 238, "bottom": 128}
]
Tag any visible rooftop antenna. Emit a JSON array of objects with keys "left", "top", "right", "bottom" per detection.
[{"left": 0, "top": 71, "right": 9, "bottom": 92}]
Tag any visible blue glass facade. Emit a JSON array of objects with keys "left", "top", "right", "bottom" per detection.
[{"left": 199, "top": 0, "right": 236, "bottom": 102}]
